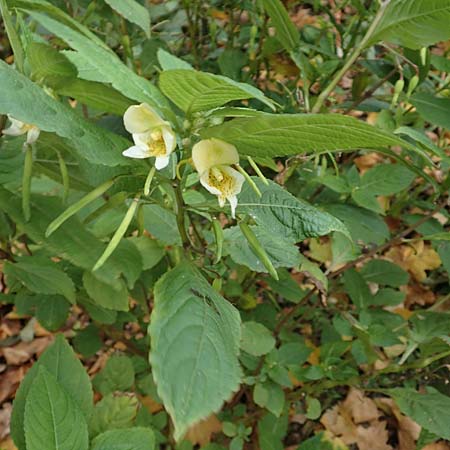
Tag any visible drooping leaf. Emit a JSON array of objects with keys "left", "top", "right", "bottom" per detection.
[
  {"left": 0, "top": 60, "right": 129, "bottom": 166},
  {"left": 91, "top": 427, "right": 155, "bottom": 450},
  {"left": 149, "top": 262, "right": 242, "bottom": 441},
  {"left": 159, "top": 69, "right": 275, "bottom": 114},
  {"left": 237, "top": 179, "right": 350, "bottom": 243},
  {"left": 389, "top": 388, "right": 450, "bottom": 440},
  {"left": 369, "top": 0, "right": 450, "bottom": 49},
  {"left": 24, "top": 367, "right": 89, "bottom": 450},
  {"left": 104, "top": 0, "right": 151, "bottom": 37},
  {"left": 12, "top": 335, "right": 93, "bottom": 449},
  {"left": 410, "top": 93, "right": 450, "bottom": 130},
  {"left": 200, "top": 113, "right": 413, "bottom": 158},
  {"left": 4, "top": 258, "right": 76, "bottom": 303}
]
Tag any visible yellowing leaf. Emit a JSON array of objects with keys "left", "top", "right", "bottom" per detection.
[{"left": 184, "top": 414, "right": 222, "bottom": 446}]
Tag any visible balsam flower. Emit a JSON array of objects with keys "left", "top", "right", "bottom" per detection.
[
  {"left": 122, "top": 103, "right": 176, "bottom": 170},
  {"left": 2, "top": 115, "right": 40, "bottom": 145},
  {"left": 192, "top": 138, "right": 245, "bottom": 218}
]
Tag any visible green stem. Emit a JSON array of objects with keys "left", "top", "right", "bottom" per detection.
[{"left": 311, "top": 0, "right": 391, "bottom": 113}]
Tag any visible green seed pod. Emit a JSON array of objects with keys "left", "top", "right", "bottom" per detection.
[
  {"left": 239, "top": 222, "right": 279, "bottom": 280},
  {"left": 212, "top": 218, "right": 224, "bottom": 263},
  {"left": 391, "top": 79, "right": 405, "bottom": 107},
  {"left": 420, "top": 47, "right": 428, "bottom": 66},
  {"left": 406, "top": 75, "right": 420, "bottom": 98},
  {"left": 22, "top": 145, "right": 33, "bottom": 221}
]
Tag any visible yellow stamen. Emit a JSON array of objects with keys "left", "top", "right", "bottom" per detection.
[
  {"left": 208, "top": 167, "right": 235, "bottom": 198},
  {"left": 147, "top": 130, "right": 166, "bottom": 157}
]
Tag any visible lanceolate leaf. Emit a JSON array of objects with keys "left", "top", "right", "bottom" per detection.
[
  {"left": 159, "top": 69, "right": 275, "bottom": 114},
  {"left": 237, "top": 179, "right": 350, "bottom": 243},
  {"left": 104, "top": 0, "right": 151, "bottom": 37},
  {"left": 24, "top": 367, "right": 89, "bottom": 450},
  {"left": 201, "top": 113, "right": 412, "bottom": 158},
  {"left": 149, "top": 262, "right": 242, "bottom": 441},
  {"left": 0, "top": 60, "right": 128, "bottom": 166},
  {"left": 369, "top": 0, "right": 450, "bottom": 49}
]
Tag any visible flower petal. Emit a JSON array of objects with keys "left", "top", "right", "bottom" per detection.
[
  {"left": 199, "top": 171, "right": 223, "bottom": 197},
  {"left": 228, "top": 195, "right": 238, "bottom": 218},
  {"left": 161, "top": 126, "right": 177, "bottom": 154},
  {"left": 155, "top": 155, "right": 170, "bottom": 170},
  {"left": 2, "top": 117, "right": 26, "bottom": 136},
  {"left": 222, "top": 165, "right": 245, "bottom": 196},
  {"left": 26, "top": 127, "right": 40, "bottom": 145},
  {"left": 122, "top": 145, "right": 150, "bottom": 159},
  {"left": 123, "top": 103, "right": 165, "bottom": 134},
  {"left": 192, "top": 138, "right": 239, "bottom": 175}
]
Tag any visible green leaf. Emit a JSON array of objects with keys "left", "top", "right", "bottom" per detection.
[
  {"left": 24, "top": 367, "right": 89, "bottom": 450},
  {"left": 157, "top": 48, "right": 194, "bottom": 71},
  {"left": 12, "top": 335, "right": 93, "bottom": 449},
  {"left": 224, "top": 225, "right": 299, "bottom": 272},
  {"left": 258, "top": 413, "right": 288, "bottom": 450},
  {"left": 73, "top": 324, "right": 103, "bottom": 358},
  {"left": 410, "top": 93, "right": 450, "bottom": 130},
  {"left": 35, "top": 295, "right": 71, "bottom": 331},
  {"left": 342, "top": 268, "right": 371, "bottom": 310},
  {"left": 389, "top": 388, "right": 450, "bottom": 440},
  {"left": 149, "top": 262, "right": 242, "bottom": 441},
  {"left": 0, "top": 60, "right": 129, "bottom": 166},
  {"left": 24, "top": 11, "right": 170, "bottom": 114},
  {"left": 297, "top": 431, "right": 348, "bottom": 450},
  {"left": 93, "top": 355, "right": 135, "bottom": 396},
  {"left": 241, "top": 321, "right": 275, "bottom": 356},
  {"left": 4, "top": 258, "right": 76, "bottom": 303},
  {"left": 159, "top": 69, "right": 275, "bottom": 114},
  {"left": 360, "top": 260, "right": 409, "bottom": 287},
  {"left": 369, "top": 0, "right": 450, "bottom": 49},
  {"left": 261, "top": 0, "right": 299, "bottom": 52},
  {"left": 83, "top": 271, "right": 129, "bottom": 311},
  {"left": 141, "top": 204, "right": 181, "bottom": 246},
  {"left": 89, "top": 394, "right": 138, "bottom": 438},
  {"left": 238, "top": 179, "right": 349, "bottom": 243},
  {"left": 104, "top": 0, "right": 151, "bottom": 37},
  {"left": 200, "top": 113, "right": 412, "bottom": 158},
  {"left": 91, "top": 427, "right": 155, "bottom": 450},
  {"left": 128, "top": 237, "right": 165, "bottom": 270},
  {"left": 254, "top": 382, "right": 285, "bottom": 417},
  {"left": 27, "top": 42, "right": 77, "bottom": 88}
]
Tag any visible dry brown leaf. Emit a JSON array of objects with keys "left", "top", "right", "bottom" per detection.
[
  {"left": 404, "top": 283, "right": 436, "bottom": 308},
  {"left": 138, "top": 395, "right": 163, "bottom": 414},
  {"left": 354, "top": 152, "right": 384, "bottom": 173},
  {"left": 385, "top": 241, "right": 441, "bottom": 282},
  {"left": 0, "top": 437, "right": 17, "bottom": 450},
  {"left": 0, "top": 403, "right": 12, "bottom": 441},
  {"left": 0, "top": 336, "right": 52, "bottom": 366},
  {"left": 184, "top": 414, "right": 222, "bottom": 446},
  {"left": 423, "top": 443, "right": 450, "bottom": 450},
  {"left": 0, "top": 366, "right": 27, "bottom": 404}
]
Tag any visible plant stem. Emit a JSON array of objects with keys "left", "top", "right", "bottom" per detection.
[{"left": 311, "top": 0, "right": 391, "bottom": 113}]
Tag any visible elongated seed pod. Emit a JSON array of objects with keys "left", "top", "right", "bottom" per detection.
[
  {"left": 212, "top": 218, "right": 224, "bottom": 263},
  {"left": 22, "top": 145, "right": 33, "bottom": 221}
]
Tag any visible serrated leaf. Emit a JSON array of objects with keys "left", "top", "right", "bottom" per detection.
[
  {"left": 261, "top": 0, "right": 299, "bottom": 52},
  {"left": 241, "top": 322, "right": 275, "bottom": 356},
  {"left": 237, "top": 179, "right": 349, "bottom": 243},
  {"left": 93, "top": 355, "right": 135, "bottom": 395},
  {"left": 149, "top": 262, "right": 242, "bottom": 441},
  {"left": 141, "top": 204, "right": 181, "bottom": 246},
  {"left": 91, "top": 427, "right": 155, "bottom": 450},
  {"left": 105, "top": 0, "right": 151, "bottom": 37},
  {"left": 24, "top": 367, "right": 89, "bottom": 450},
  {"left": 200, "top": 113, "right": 411, "bottom": 158},
  {"left": 4, "top": 258, "right": 76, "bottom": 303},
  {"left": 224, "top": 225, "right": 299, "bottom": 272},
  {"left": 159, "top": 69, "right": 275, "bottom": 114},
  {"left": 12, "top": 335, "right": 93, "bottom": 449},
  {"left": 410, "top": 93, "right": 450, "bottom": 130},
  {"left": 389, "top": 388, "right": 450, "bottom": 440},
  {"left": 0, "top": 60, "right": 128, "bottom": 166},
  {"left": 89, "top": 394, "right": 138, "bottom": 438},
  {"left": 369, "top": 0, "right": 450, "bottom": 49},
  {"left": 24, "top": 11, "right": 170, "bottom": 115}
]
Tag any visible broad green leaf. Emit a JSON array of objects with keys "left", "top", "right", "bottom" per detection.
[
  {"left": 142, "top": 204, "right": 181, "bottom": 245},
  {"left": 24, "top": 367, "right": 89, "bottom": 450},
  {"left": 201, "top": 113, "right": 411, "bottom": 158},
  {"left": 27, "top": 42, "right": 77, "bottom": 88},
  {"left": 254, "top": 382, "right": 285, "bottom": 417},
  {"left": 93, "top": 355, "right": 135, "bottom": 396},
  {"left": 342, "top": 269, "right": 372, "bottom": 310},
  {"left": 149, "top": 262, "right": 242, "bottom": 441},
  {"left": 0, "top": 60, "right": 128, "bottom": 166},
  {"left": 35, "top": 295, "right": 71, "bottom": 331},
  {"left": 89, "top": 394, "right": 138, "bottom": 438},
  {"left": 389, "top": 388, "right": 450, "bottom": 439},
  {"left": 223, "top": 225, "right": 299, "bottom": 272},
  {"left": 358, "top": 164, "right": 416, "bottom": 195},
  {"left": 12, "top": 335, "right": 93, "bottom": 449},
  {"left": 241, "top": 321, "right": 275, "bottom": 356},
  {"left": 238, "top": 179, "right": 350, "bottom": 243},
  {"left": 128, "top": 237, "right": 165, "bottom": 270},
  {"left": 411, "top": 93, "right": 450, "bottom": 130},
  {"left": 157, "top": 48, "right": 193, "bottom": 70},
  {"left": 105, "top": 0, "right": 151, "bottom": 37},
  {"left": 83, "top": 271, "right": 129, "bottom": 311},
  {"left": 24, "top": 11, "right": 171, "bottom": 115},
  {"left": 91, "top": 427, "right": 155, "bottom": 450},
  {"left": 4, "top": 258, "right": 76, "bottom": 303},
  {"left": 395, "top": 126, "right": 445, "bottom": 158},
  {"left": 73, "top": 324, "right": 103, "bottom": 358},
  {"left": 410, "top": 311, "right": 450, "bottom": 344},
  {"left": 57, "top": 79, "right": 134, "bottom": 116},
  {"left": 159, "top": 69, "right": 275, "bottom": 114},
  {"left": 360, "top": 260, "right": 409, "bottom": 287},
  {"left": 258, "top": 413, "right": 288, "bottom": 450},
  {"left": 261, "top": 0, "right": 299, "bottom": 52},
  {"left": 369, "top": 0, "right": 450, "bottom": 49},
  {"left": 0, "top": 189, "right": 142, "bottom": 287}
]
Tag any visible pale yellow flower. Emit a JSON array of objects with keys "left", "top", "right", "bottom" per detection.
[
  {"left": 122, "top": 103, "right": 176, "bottom": 170},
  {"left": 192, "top": 138, "right": 244, "bottom": 218},
  {"left": 2, "top": 115, "right": 40, "bottom": 145}
]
